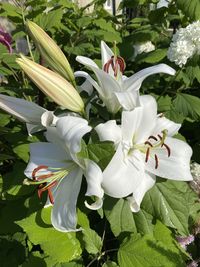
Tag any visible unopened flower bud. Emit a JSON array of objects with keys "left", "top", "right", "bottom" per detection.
[
  {"left": 27, "top": 21, "right": 75, "bottom": 86},
  {"left": 16, "top": 55, "right": 84, "bottom": 113}
]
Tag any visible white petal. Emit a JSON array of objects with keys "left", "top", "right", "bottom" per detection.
[
  {"left": 122, "top": 95, "right": 157, "bottom": 144},
  {"left": 95, "top": 120, "right": 122, "bottom": 145},
  {"left": 26, "top": 123, "right": 45, "bottom": 135},
  {"left": 83, "top": 159, "right": 104, "bottom": 210},
  {"left": 153, "top": 116, "right": 181, "bottom": 137},
  {"left": 115, "top": 89, "right": 140, "bottom": 111},
  {"left": 127, "top": 172, "right": 156, "bottom": 212},
  {"left": 51, "top": 167, "right": 83, "bottom": 232},
  {"left": 0, "top": 94, "right": 46, "bottom": 123},
  {"left": 101, "top": 41, "right": 114, "bottom": 67},
  {"left": 24, "top": 142, "right": 71, "bottom": 179},
  {"left": 124, "top": 64, "right": 175, "bottom": 91},
  {"left": 102, "top": 144, "right": 145, "bottom": 198},
  {"left": 83, "top": 159, "right": 104, "bottom": 198},
  {"left": 76, "top": 56, "right": 99, "bottom": 69},
  {"left": 56, "top": 116, "right": 92, "bottom": 154},
  {"left": 144, "top": 137, "right": 193, "bottom": 181},
  {"left": 41, "top": 111, "right": 58, "bottom": 127},
  {"left": 74, "top": 71, "right": 101, "bottom": 94},
  {"left": 79, "top": 78, "right": 94, "bottom": 96}
]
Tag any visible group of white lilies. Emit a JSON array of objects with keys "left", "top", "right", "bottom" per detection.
[{"left": 0, "top": 21, "right": 193, "bottom": 232}]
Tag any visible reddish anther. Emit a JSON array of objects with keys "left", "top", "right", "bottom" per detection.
[
  {"left": 163, "top": 143, "right": 171, "bottom": 157},
  {"left": 155, "top": 154, "right": 159, "bottom": 169},
  {"left": 103, "top": 56, "right": 125, "bottom": 77},
  {"left": 145, "top": 147, "right": 150, "bottom": 162},
  {"left": 32, "top": 165, "right": 49, "bottom": 180},
  {"left": 144, "top": 141, "right": 153, "bottom": 147},
  {"left": 148, "top": 135, "right": 158, "bottom": 141}
]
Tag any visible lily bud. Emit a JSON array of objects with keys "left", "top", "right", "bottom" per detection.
[
  {"left": 16, "top": 55, "right": 84, "bottom": 113},
  {"left": 26, "top": 20, "right": 75, "bottom": 86}
]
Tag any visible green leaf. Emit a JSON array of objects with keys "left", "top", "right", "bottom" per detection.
[
  {"left": 118, "top": 222, "right": 187, "bottom": 267},
  {"left": 35, "top": 8, "right": 63, "bottom": 30},
  {"left": 156, "top": 95, "right": 172, "bottom": 112},
  {"left": 102, "top": 261, "right": 119, "bottom": 267},
  {"left": 142, "top": 180, "right": 198, "bottom": 236},
  {"left": 82, "top": 229, "right": 102, "bottom": 254},
  {"left": 104, "top": 197, "right": 153, "bottom": 237},
  {"left": 17, "top": 207, "right": 81, "bottom": 265},
  {"left": 173, "top": 93, "right": 200, "bottom": 120},
  {"left": 13, "top": 143, "right": 30, "bottom": 163},
  {"left": 137, "top": 49, "right": 167, "bottom": 64},
  {"left": 176, "top": 0, "right": 200, "bottom": 20}
]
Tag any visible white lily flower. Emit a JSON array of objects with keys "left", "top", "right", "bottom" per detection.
[
  {"left": 75, "top": 41, "right": 175, "bottom": 113},
  {"left": 24, "top": 116, "right": 104, "bottom": 232},
  {"left": 0, "top": 94, "right": 57, "bottom": 134},
  {"left": 95, "top": 95, "right": 193, "bottom": 212}
]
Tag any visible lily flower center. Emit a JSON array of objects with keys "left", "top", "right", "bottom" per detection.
[
  {"left": 129, "top": 130, "right": 171, "bottom": 169},
  {"left": 103, "top": 56, "right": 126, "bottom": 78},
  {"left": 24, "top": 162, "right": 75, "bottom": 204}
]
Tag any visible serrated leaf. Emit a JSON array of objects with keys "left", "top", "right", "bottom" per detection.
[
  {"left": 82, "top": 229, "right": 102, "bottom": 254},
  {"left": 142, "top": 180, "right": 198, "bottom": 236},
  {"left": 104, "top": 198, "right": 137, "bottom": 236},
  {"left": 173, "top": 93, "right": 200, "bottom": 120},
  {"left": 177, "top": 0, "right": 200, "bottom": 20},
  {"left": 118, "top": 222, "right": 187, "bottom": 267},
  {"left": 17, "top": 207, "right": 81, "bottom": 265},
  {"left": 104, "top": 197, "right": 153, "bottom": 237}
]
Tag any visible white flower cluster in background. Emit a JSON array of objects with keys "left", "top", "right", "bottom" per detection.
[
  {"left": 167, "top": 21, "right": 200, "bottom": 67},
  {"left": 133, "top": 41, "right": 155, "bottom": 58}
]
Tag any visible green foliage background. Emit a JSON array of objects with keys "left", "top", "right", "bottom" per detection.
[{"left": 0, "top": 0, "right": 200, "bottom": 266}]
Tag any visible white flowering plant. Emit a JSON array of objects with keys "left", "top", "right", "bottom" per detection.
[{"left": 0, "top": 1, "right": 200, "bottom": 266}]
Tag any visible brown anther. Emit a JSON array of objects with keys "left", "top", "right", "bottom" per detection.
[
  {"left": 148, "top": 135, "right": 158, "bottom": 141},
  {"left": 157, "top": 134, "right": 162, "bottom": 141},
  {"left": 103, "top": 56, "right": 126, "bottom": 77},
  {"left": 144, "top": 141, "right": 153, "bottom": 147},
  {"left": 155, "top": 154, "right": 159, "bottom": 169},
  {"left": 145, "top": 147, "right": 150, "bottom": 162},
  {"left": 163, "top": 143, "right": 171, "bottom": 157},
  {"left": 32, "top": 165, "right": 49, "bottom": 180}
]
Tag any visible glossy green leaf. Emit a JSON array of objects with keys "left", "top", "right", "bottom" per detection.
[
  {"left": 177, "top": 0, "right": 200, "bottom": 20},
  {"left": 17, "top": 207, "right": 82, "bottom": 265},
  {"left": 173, "top": 93, "right": 200, "bottom": 120}
]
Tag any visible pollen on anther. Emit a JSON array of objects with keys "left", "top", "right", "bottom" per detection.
[
  {"left": 148, "top": 135, "right": 158, "bottom": 141},
  {"left": 32, "top": 165, "right": 48, "bottom": 180},
  {"left": 155, "top": 154, "right": 159, "bottom": 169},
  {"left": 144, "top": 141, "right": 153, "bottom": 147},
  {"left": 163, "top": 143, "right": 171, "bottom": 157},
  {"left": 145, "top": 147, "right": 150, "bottom": 162}
]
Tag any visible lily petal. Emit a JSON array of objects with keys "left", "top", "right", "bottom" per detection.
[
  {"left": 56, "top": 116, "right": 92, "bottom": 154},
  {"left": 51, "top": 167, "right": 83, "bottom": 232},
  {"left": 101, "top": 41, "right": 114, "bottom": 67},
  {"left": 83, "top": 159, "right": 104, "bottom": 210},
  {"left": 122, "top": 95, "right": 157, "bottom": 144},
  {"left": 95, "top": 120, "right": 122, "bottom": 145},
  {"left": 102, "top": 144, "right": 145, "bottom": 198},
  {"left": 41, "top": 110, "right": 58, "bottom": 127},
  {"left": 144, "top": 137, "right": 193, "bottom": 181},
  {"left": 24, "top": 142, "right": 71, "bottom": 179},
  {"left": 76, "top": 56, "right": 99, "bottom": 69},
  {"left": 115, "top": 89, "right": 140, "bottom": 111},
  {"left": 124, "top": 64, "right": 175, "bottom": 92},
  {"left": 74, "top": 71, "right": 101, "bottom": 94},
  {"left": 153, "top": 116, "right": 181, "bottom": 137},
  {"left": 127, "top": 172, "right": 156, "bottom": 212},
  {"left": 0, "top": 94, "right": 46, "bottom": 124}
]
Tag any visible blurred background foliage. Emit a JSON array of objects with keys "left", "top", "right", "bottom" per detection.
[{"left": 0, "top": 0, "right": 200, "bottom": 266}]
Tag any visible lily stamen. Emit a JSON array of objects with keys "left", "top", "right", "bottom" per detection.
[
  {"left": 103, "top": 56, "right": 126, "bottom": 77},
  {"left": 143, "top": 130, "right": 171, "bottom": 169}
]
